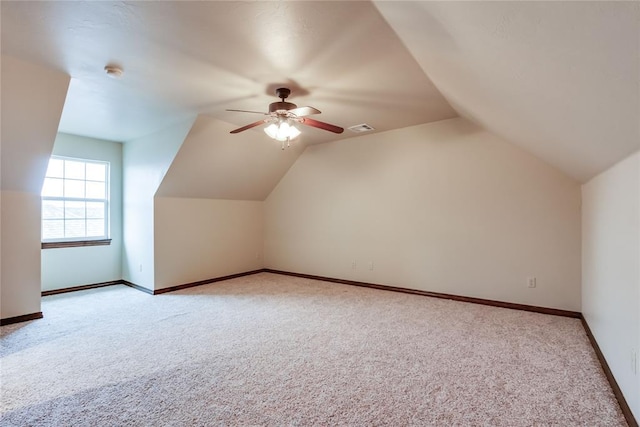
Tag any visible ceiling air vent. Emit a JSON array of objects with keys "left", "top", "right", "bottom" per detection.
[{"left": 348, "top": 123, "right": 375, "bottom": 133}]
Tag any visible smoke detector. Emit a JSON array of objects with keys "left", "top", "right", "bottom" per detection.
[
  {"left": 348, "top": 123, "right": 375, "bottom": 133},
  {"left": 104, "top": 65, "right": 124, "bottom": 79}
]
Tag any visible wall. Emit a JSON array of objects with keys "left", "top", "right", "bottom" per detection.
[
  {"left": 1, "top": 55, "right": 69, "bottom": 320},
  {"left": 122, "top": 119, "right": 194, "bottom": 290},
  {"left": 154, "top": 197, "right": 263, "bottom": 290},
  {"left": 582, "top": 150, "right": 640, "bottom": 420},
  {"left": 1, "top": 192, "right": 42, "bottom": 317},
  {"left": 41, "top": 133, "right": 123, "bottom": 291},
  {"left": 265, "top": 118, "right": 582, "bottom": 311}
]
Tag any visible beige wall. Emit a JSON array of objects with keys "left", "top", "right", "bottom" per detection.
[
  {"left": 265, "top": 118, "right": 582, "bottom": 311},
  {"left": 154, "top": 197, "right": 263, "bottom": 290},
  {"left": 1, "top": 192, "right": 42, "bottom": 318},
  {"left": 582, "top": 150, "right": 640, "bottom": 420},
  {"left": 1, "top": 56, "right": 69, "bottom": 320}
]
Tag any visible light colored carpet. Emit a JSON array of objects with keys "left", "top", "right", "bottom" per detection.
[{"left": 0, "top": 272, "right": 627, "bottom": 426}]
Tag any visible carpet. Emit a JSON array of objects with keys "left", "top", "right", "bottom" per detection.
[{"left": 0, "top": 272, "right": 627, "bottom": 426}]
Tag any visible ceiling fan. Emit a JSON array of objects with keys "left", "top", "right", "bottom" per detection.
[{"left": 227, "top": 88, "right": 344, "bottom": 149}]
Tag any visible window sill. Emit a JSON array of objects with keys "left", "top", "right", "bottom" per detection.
[{"left": 42, "top": 239, "right": 112, "bottom": 249}]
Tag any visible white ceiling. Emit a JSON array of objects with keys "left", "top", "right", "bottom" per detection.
[
  {"left": 1, "top": 1, "right": 638, "bottom": 182},
  {"left": 0, "top": 1, "right": 455, "bottom": 146}
]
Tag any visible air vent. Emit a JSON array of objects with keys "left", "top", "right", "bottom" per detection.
[{"left": 348, "top": 123, "right": 375, "bottom": 133}]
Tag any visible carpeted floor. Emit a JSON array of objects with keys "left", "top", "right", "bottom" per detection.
[{"left": 0, "top": 272, "right": 627, "bottom": 426}]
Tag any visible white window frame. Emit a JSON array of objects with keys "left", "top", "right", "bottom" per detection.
[{"left": 41, "top": 155, "right": 111, "bottom": 244}]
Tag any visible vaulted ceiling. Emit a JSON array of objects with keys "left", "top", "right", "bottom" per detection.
[
  {"left": 1, "top": 1, "right": 638, "bottom": 183},
  {"left": 375, "top": 1, "right": 640, "bottom": 181}
]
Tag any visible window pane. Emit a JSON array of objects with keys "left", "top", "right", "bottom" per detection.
[
  {"left": 46, "top": 159, "right": 64, "bottom": 178},
  {"left": 86, "top": 202, "right": 105, "bottom": 219},
  {"left": 64, "top": 160, "right": 85, "bottom": 180},
  {"left": 64, "top": 180, "right": 85, "bottom": 198},
  {"left": 42, "top": 200, "right": 64, "bottom": 219},
  {"left": 43, "top": 220, "right": 64, "bottom": 239},
  {"left": 86, "top": 163, "right": 106, "bottom": 182},
  {"left": 41, "top": 157, "right": 110, "bottom": 242},
  {"left": 86, "top": 181, "right": 105, "bottom": 199},
  {"left": 65, "top": 219, "right": 85, "bottom": 238},
  {"left": 86, "top": 219, "right": 105, "bottom": 237},
  {"left": 42, "top": 178, "right": 63, "bottom": 197},
  {"left": 65, "top": 201, "right": 85, "bottom": 219}
]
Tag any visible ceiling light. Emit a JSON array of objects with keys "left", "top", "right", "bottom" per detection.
[
  {"left": 104, "top": 65, "right": 124, "bottom": 79},
  {"left": 228, "top": 87, "right": 343, "bottom": 149},
  {"left": 264, "top": 119, "right": 301, "bottom": 149}
]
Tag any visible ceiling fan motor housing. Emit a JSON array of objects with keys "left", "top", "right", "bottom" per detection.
[
  {"left": 269, "top": 87, "right": 296, "bottom": 113},
  {"left": 269, "top": 101, "right": 297, "bottom": 113}
]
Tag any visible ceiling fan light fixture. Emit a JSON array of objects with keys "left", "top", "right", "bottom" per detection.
[
  {"left": 264, "top": 121, "right": 300, "bottom": 142},
  {"left": 228, "top": 87, "right": 343, "bottom": 147}
]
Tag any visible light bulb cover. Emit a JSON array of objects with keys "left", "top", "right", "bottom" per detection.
[
  {"left": 264, "top": 120, "right": 300, "bottom": 142},
  {"left": 288, "top": 126, "right": 301, "bottom": 139},
  {"left": 264, "top": 123, "right": 278, "bottom": 139}
]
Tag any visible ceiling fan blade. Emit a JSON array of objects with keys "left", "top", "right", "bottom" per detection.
[
  {"left": 300, "top": 117, "right": 344, "bottom": 134},
  {"left": 226, "top": 109, "right": 269, "bottom": 115},
  {"left": 230, "top": 119, "right": 268, "bottom": 134},
  {"left": 288, "top": 106, "right": 321, "bottom": 117}
]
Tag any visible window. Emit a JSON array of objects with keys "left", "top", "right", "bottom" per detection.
[{"left": 41, "top": 156, "right": 110, "bottom": 246}]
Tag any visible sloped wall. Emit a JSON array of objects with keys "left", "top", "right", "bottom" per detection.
[
  {"left": 1, "top": 56, "right": 70, "bottom": 319},
  {"left": 582, "top": 150, "right": 640, "bottom": 420},
  {"left": 265, "top": 117, "right": 582, "bottom": 311},
  {"left": 122, "top": 119, "right": 194, "bottom": 290},
  {"left": 150, "top": 115, "right": 303, "bottom": 290},
  {"left": 155, "top": 115, "right": 305, "bottom": 201}
]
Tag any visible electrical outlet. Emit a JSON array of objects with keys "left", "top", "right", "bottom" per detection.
[
  {"left": 632, "top": 349, "right": 638, "bottom": 375},
  {"left": 351, "top": 261, "right": 357, "bottom": 270},
  {"left": 368, "top": 261, "right": 374, "bottom": 271},
  {"left": 139, "top": 264, "right": 143, "bottom": 272},
  {"left": 527, "top": 277, "right": 536, "bottom": 288}
]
